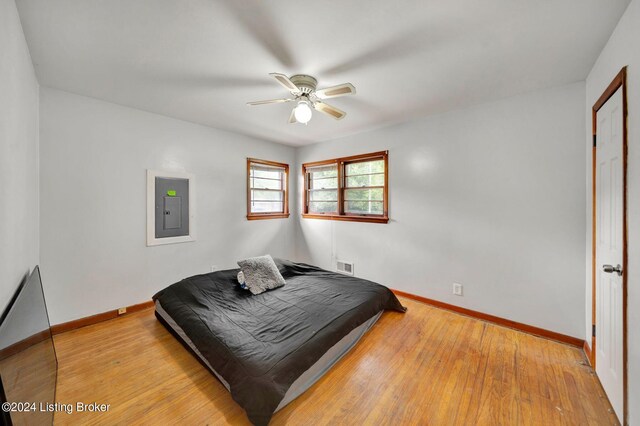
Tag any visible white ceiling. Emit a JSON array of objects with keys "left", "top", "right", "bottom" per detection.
[{"left": 17, "top": 0, "right": 629, "bottom": 146}]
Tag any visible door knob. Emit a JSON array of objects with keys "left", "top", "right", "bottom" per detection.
[{"left": 603, "top": 264, "right": 623, "bottom": 276}]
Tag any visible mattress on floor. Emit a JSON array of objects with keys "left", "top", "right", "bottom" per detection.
[
  {"left": 155, "top": 300, "right": 383, "bottom": 412},
  {"left": 152, "top": 258, "right": 406, "bottom": 425}
]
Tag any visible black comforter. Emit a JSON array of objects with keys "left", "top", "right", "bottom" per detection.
[{"left": 153, "top": 259, "right": 406, "bottom": 425}]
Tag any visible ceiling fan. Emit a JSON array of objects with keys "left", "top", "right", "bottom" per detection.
[{"left": 247, "top": 73, "right": 356, "bottom": 124}]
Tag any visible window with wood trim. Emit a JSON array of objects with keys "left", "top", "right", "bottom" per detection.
[
  {"left": 306, "top": 164, "right": 338, "bottom": 214},
  {"left": 303, "top": 151, "right": 388, "bottom": 223},
  {"left": 247, "top": 159, "right": 289, "bottom": 220}
]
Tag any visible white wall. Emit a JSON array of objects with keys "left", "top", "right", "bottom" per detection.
[
  {"left": 39, "top": 88, "right": 296, "bottom": 325},
  {"left": 0, "top": 0, "right": 39, "bottom": 312},
  {"left": 585, "top": 0, "right": 639, "bottom": 422},
  {"left": 295, "top": 82, "right": 586, "bottom": 338}
]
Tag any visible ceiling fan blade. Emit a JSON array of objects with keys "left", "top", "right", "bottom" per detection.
[
  {"left": 315, "top": 83, "right": 356, "bottom": 99},
  {"left": 270, "top": 73, "right": 301, "bottom": 95},
  {"left": 247, "top": 98, "right": 294, "bottom": 106},
  {"left": 288, "top": 108, "right": 298, "bottom": 124},
  {"left": 314, "top": 102, "right": 346, "bottom": 120},
  {"left": 218, "top": 1, "right": 295, "bottom": 68},
  {"left": 321, "top": 28, "right": 424, "bottom": 75}
]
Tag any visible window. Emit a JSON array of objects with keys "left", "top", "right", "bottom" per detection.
[
  {"left": 306, "top": 164, "right": 338, "bottom": 214},
  {"left": 247, "top": 158, "right": 289, "bottom": 220},
  {"left": 303, "top": 151, "right": 388, "bottom": 223}
]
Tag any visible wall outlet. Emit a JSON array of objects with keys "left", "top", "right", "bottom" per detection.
[
  {"left": 117, "top": 307, "right": 127, "bottom": 315},
  {"left": 452, "top": 283, "right": 463, "bottom": 296},
  {"left": 210, "top": 265, "right": 218, "bottom": 272}
]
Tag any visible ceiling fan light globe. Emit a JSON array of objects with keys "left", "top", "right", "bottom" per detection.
[{"left": 294, "top": 101, "right": 312, "bottom": 124}]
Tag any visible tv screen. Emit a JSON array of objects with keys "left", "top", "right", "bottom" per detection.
[{"left": 0, "top": 266, "right": 57, "bottom": 426}]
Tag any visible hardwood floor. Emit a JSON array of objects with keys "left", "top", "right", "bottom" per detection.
[
  {"left": 0, "top": 340, "right": 57, "bottom": 425},
  {"left": 52, "top": 298, "right": 618, "bottom": 425}
]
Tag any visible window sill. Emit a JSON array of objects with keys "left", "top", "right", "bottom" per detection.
[
  {"left": 301, "top": 213, "right": 389, "bottom": 224},
  {"left": 247, "top": 213, "right": 290, "bottom": 221}
]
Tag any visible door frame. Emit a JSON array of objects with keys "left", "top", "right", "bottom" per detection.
[{"left": 591, "top": 66, "right": 628, "bottom": 424}]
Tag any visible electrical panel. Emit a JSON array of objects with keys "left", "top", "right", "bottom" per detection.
[{"left": 154, "top": 177, "right": 189, "bottom": 238}]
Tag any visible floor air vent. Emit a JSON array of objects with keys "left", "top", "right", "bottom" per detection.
[{"left": 336, "top": 260, "right": 354, "bottom": 276}]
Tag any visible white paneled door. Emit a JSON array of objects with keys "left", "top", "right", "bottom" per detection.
[{"left": 595, "top": 86, "right": 624, "bottom": 421}]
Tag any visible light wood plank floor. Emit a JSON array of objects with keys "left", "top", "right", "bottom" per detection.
[{"left": 52, "top": 298, "right": 618, "bottom": 425}]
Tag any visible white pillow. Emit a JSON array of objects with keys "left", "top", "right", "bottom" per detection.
[{"left": 237, "top": 255, "right": 286, "bottom": 295}]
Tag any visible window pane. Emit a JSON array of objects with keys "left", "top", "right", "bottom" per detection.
[
  {"left": 310, "top": 176, "right": 338, "bottom": 189},
  {"left": 309, "top": 189, "right": 338, "bottom": 201},
  {"left": 344, "top": 201, "right": 383, "bottom": 215},
  {"left": 308, "top": 201, "right": 338, "bottom": 213},
  {"left": 345, "top": 173, "right": 384, "bottom": 188},
  {"left": 250, "top": 177, "right": 282, "bottom": 190},
  {"left": 251, "top": 201, "right": 283, "bottom": 213},
  {"left": 344, "top": 188, "right": 383, "bottom": 201},
  {"left": 308, "top": 165, "right": 337, "bottom": 178},
  {"left": 308, "top": 164, "right": 338, "bottom": 191},
  {"left": 250, "top": 166, "right": 284, "bottom": 180},
  {"left": 251, "top": 190, "right": 283, "bottom": 202},
  {"left": 345, "top": 159, "right": 384, "bottom": 176}
]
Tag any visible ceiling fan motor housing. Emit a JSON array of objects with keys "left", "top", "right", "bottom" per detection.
[{"left": 290, "top": 74, "right": 317, "bottom": 94}]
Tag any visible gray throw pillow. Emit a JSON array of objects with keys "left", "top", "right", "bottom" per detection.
[{"left": 237, "top": 255, "right": 286, "bottom": 295}]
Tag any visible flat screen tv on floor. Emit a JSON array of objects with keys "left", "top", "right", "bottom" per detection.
[{"left": 0, "top": 266, "right": 57, "bottom": 426}]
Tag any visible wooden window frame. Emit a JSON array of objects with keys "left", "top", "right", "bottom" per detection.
[
  {"left": 246, "top": 158, "right": 290, "bottom": 220},
  {"left": 302, "top": 151, "right": 388, "bottom": 224}
]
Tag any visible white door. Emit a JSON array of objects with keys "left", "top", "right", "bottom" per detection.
[{"left": 595, "top": 86, "right": 624, "bottom": 421}]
